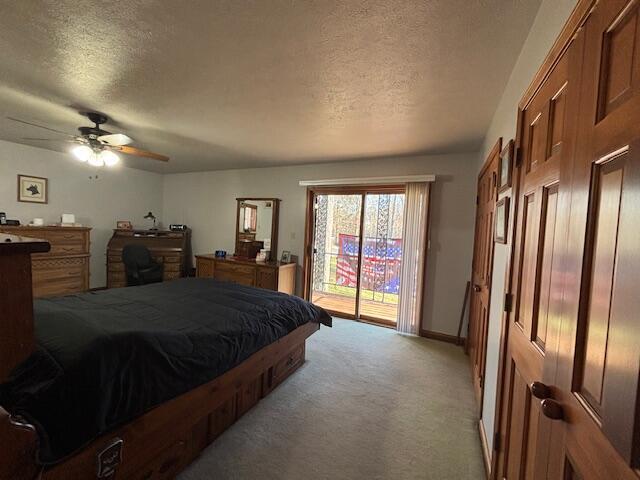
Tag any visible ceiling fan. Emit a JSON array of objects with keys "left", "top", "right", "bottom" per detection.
[{"left": 8, "top": 112, "right": 169, "bottom": 167}]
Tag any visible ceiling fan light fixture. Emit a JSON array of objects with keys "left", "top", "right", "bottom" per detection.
[
  {"left": 71, "top": 145, "right": 93, "bottom": 162},
  {"left": 100, "top": 150, "right": 120, "bottom": 167},
  {"left": 88, "top": 152, "right": 104, "bottom": 167}
]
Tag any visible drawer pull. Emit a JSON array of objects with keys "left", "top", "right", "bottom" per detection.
[{"left": 286, "top": 356, "right": 295, "bottom": 367}]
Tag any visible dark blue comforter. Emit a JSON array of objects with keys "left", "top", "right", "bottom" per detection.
[{"left": 0, "top": 278, "right": 331, "bottom": 464}]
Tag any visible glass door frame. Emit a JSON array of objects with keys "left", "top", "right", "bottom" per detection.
[{"left": 302, "top": 184, "right": 406, "bottom": 326}]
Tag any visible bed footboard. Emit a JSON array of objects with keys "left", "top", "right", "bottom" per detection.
[
  {"left": 0, "top": 407, "right": 42, "bottom": 480},
  {"left": 0, "top": 235, "right": 49, "bottom": 383}
]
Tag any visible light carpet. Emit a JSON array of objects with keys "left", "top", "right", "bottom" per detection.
[{"left": 179, "top": 318, "right": 485, "bottom": 480}]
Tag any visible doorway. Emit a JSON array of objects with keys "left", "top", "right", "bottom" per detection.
[
  {"left": 306, "top": 187, "right": 405, "bottom": 326},
  {"left": 467, "top": 139, "right": 500, "bottom": 410}
]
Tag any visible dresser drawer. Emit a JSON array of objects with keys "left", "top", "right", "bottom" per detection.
[
  {"left": 208, "top": 396, "right": 237, "bottom": 443},
  {"left": 256, "top": 267, "right": 277, "bottom": 290},
  {"left": 33, "top": 276, "right": 84, "bottom": 298},
  {"left": 108, "top": 262, "right": 125, "bottom": 272},
  {"left": 32, "top": 257, "right": 87, "bottom": 297},
  {"left": 33, "top": 257, "right": 86, "bottom": 275},
  {"left": 46, "top": 243, "right": 86, "bottom": 256},
  {"left": 196, "top": 258, "right": 215, "bottom": 278},
  {"left": 40, "top": 230, "right": 87, "bottom": 245},
  {"left": 130, "top": 439, "right": 188, "bottom": 480},
  {"left": 109, "top": 271, "right": 126, "bottom": 284},
  {"left": 213, "top": 261, "right": 255, "bottom": 286},
  {"left": 269, "top": 343, "right": 305, "bottom": 391},
  {"left": 215, "top": 261, "right": 254, "bottom": 276},
  {"left": 214, "top": 269, "right": 255, "bottom": 286},
  {"left": 236, "top": 374, "right": 263, "bottom": 417},
  {"left": 164, "top": 271, "right": 181, "bottom": 280},
  {"left": 164, "top": 262, "right": 181, "bottom": 273},
  {"left": 28, "top": 230, "right": 89, "bottom": 259},
  {"left": 129, "top": 419, "right": 208, "bottom": 480}
]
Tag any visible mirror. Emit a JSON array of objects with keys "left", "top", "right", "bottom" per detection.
[{"left": 235, "top": 198, "right": 279, "bottom": 261}]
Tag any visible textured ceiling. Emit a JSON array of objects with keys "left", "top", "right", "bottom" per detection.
[{"left": 0, "top": 0, "right": 542, "bottom": 173}]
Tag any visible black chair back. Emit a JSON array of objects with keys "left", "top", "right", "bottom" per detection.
[{"left": 122, "top": 244, "right": 153, "bottom": 269}]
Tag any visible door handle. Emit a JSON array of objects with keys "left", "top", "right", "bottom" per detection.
[
  {"left": 473, "top": 284, "right": 481, "bottom": 292},
  {"left": 530, "top": 381, "right": 552, "bottom": 400},
  {"left": 531, "top": 382, "right": 564, "bottom": 420},
  {"left": 540, "top": 399, "right": 564, "bottom": 420}
]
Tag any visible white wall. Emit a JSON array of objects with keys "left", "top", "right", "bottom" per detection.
[
  {"left": 0, "top": 140, "right": 164, "bottom": 288},
  {"left": 163, "top": 153, "right": 477, "bottom": 336},
  {"left": 477, "top": 0, "right": 578, "bottom": 456}
]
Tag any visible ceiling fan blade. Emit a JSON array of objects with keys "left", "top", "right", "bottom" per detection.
[
  {"left": 116, "top": 145, "right": 169, "bottom": 162},
  {"left": 98, "top": 133, "right": 133, "bottom": 146},
  {"left": 7, "top": 117, "right": 76, "bottom": 138},
  {"left": 22, "top": 137, "right": 76, "bottom": 142}
]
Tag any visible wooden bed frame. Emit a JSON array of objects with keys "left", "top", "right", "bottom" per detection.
[{"left": 0, "top": 234, "right": 320, "bottom": 480}]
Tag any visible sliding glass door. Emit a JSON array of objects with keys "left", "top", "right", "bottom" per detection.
[
  {"left": 310, "top": 194, "right": 362, "bottom": 317},
  {"left": 309, "top": 188, "right": 405, "bottom": 325},
  {"left": 359, "top": 193, "right": 404, "bottom": 324}
]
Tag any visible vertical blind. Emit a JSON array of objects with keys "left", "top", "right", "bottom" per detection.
[{"left": 397, "top": 182, "right": 430, "bottom": 335}]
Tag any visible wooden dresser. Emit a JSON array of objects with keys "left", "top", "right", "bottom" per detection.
[
  {"left": 0, "top": 225, "right": 91, "bottom": 298},
  {"left": 107, "top": 229, "right": 192, "bottom": 288},
  {"left": 195, "top": 255, "right": 296, "bottom": 295}
]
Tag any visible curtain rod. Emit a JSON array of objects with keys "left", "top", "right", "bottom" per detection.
[{"left": 298, "top": 175, "right": 435, "bottom": 186}]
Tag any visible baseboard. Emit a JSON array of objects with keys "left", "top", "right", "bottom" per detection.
[
  {"left": 478, "top": 419, "right": 491, "bottom": 479},
  {"left": 419, "top": 328, "right": 465, "bottom": 346}
]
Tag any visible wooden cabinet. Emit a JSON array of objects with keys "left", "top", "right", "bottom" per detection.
[
  {"left": 0, "top": 226, "right": 91, "bottom": 298},
  {"left": 195, "top": 255, "right": 296, "bottom": 295},
  {"left": 107, "top": 229, "right": 191, "bottom": 288}
]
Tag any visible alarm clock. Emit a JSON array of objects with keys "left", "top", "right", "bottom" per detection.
[{"left": 169, "top": 224, "right": 188, "bottom": 231}]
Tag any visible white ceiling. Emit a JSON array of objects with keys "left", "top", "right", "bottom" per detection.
[{"left": 0, "top": 1, "right": 542, "bottom": 173}]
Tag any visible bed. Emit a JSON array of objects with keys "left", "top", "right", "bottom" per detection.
[{"left": 0, "top": 235, "right": 330, "bottom": 480}]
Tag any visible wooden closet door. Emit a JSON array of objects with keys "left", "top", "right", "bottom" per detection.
[
  {"left": 495, "top": 35, "right": 583, "bottom": 479},
  {"left": 468, "top": 142, "right": 499, "bottom": 409},
  {"left": 544, "top": 1, "right": 640, "bottom": 478}
]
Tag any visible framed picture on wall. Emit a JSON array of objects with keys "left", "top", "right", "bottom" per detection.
[
  {"left": 18, "top": 174, "right": 48, "bottom": 204},
  {"left": 498, "top": 139, "right": 514, "bottom": 193},
  {"left": 495, "top": 197, "right": 510, "bottom": 244}
]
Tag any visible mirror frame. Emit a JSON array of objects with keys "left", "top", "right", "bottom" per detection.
[{"left": 235, "top": 198, "right": 280, "bottom": 261}]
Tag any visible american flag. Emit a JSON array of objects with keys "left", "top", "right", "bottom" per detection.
[{"left": 336, "top": 234, "right": 403, "bottom": 293}]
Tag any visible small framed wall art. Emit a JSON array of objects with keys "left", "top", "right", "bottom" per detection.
[
  {"left": 495, "top": 197, "right": 510, "bottom": 244},
  {"left": 498, "top": 139, "right": 514, "bottom": 193},
  {"left": 18, "top": 174, "right": 48, "bottom": 204}
]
